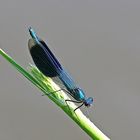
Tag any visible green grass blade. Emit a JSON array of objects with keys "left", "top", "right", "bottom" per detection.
[{"left": 0, "top": 48, "right": 110, "bottom": 140}]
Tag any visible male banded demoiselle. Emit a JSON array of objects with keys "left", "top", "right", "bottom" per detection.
[{"left": 28, "top": 27, "right": 93, "bottom": 111}]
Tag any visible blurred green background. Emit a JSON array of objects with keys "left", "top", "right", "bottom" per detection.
[{"left": 0, "top": 0, "right": 140, "bottom": 139}]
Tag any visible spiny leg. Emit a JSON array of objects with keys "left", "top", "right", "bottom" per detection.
[
  {"left": 42, "top": 88, "right": 75, "bottom": 105},
  {"left": 65, "top": 99, "right": 83, "bottom": 112},
  {"left": 42, "top": 88, "right": 84, "bottom": 112},
  {"left": 74, "top": 103, "right": 84, "bottom": 112}
]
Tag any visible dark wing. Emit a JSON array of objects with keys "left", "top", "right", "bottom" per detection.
[
  {"left": 28, "top": 38, "right": 63, "bottom": 77},
  {"left": 28, "top": 37, "right": 78, "bottom": 91}
]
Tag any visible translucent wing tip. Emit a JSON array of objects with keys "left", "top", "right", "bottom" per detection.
[{"left": 28, "top": 38, "right": 36, "bottom": 50}]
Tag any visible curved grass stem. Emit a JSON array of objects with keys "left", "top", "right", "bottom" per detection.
[{"left": 0, "top": 48, "right": 110, "bottom": 140}]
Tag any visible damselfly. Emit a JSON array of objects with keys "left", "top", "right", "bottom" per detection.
[{"left": 28, "top": 27, "right": 93, "bottom": 111}]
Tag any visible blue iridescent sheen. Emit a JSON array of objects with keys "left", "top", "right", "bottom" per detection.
[{"left": 28, "top": 27, "right": 93, "bottom": 111}]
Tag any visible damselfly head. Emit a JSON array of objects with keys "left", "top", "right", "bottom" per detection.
[{"left": 84, "top": 97, "right": 93, "bottom": 107}]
